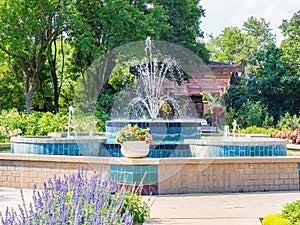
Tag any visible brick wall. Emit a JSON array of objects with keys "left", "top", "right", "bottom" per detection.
[{"left": 0, "top": 154, "right": 110, "bottom": 189}]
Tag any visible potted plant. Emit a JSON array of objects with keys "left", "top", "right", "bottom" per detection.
[{"left": 116, "top": 124, "right": 152, "bottom": 158}]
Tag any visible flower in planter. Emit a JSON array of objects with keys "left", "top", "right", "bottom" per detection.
[{"left": 116, "top": 124, "right": 152, "bottom": 144}]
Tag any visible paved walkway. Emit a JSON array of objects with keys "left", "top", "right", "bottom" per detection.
[
  {"left": 1, "top": 188, "right": 300, "bottom": 224},
  {"left": 145, "top": 191, "right": 300, "bottom": 225}
]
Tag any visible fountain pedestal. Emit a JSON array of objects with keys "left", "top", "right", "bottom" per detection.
[{"left": 106, "top": 120, "right": 202, "bottom": 144}]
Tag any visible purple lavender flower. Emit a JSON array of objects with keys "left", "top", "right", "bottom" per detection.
[{"left": 0, "top": 168, "right": 136, "bottom": 225}]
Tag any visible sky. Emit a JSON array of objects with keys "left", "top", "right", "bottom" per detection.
[{"left": 200, "top": 0, "right": 300, "bottom": 45}]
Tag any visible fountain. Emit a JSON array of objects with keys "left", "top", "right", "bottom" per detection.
[{"left": 106, "top": 37, "right": 201, "bottom": 150}]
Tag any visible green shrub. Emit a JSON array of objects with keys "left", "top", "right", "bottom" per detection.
[
  {"left": 262, "top": 213, "right": 289, "bottom": 225},
  {"left": 122, "top": 192, "right": 150, "bottom": 224},
  {"left": 240, "top": 126, "right": 280, "bottom": 135},
  {"left": 0, "top": 109, "right": 68, "bottom": 142},
  {"left": 277, "top": 112, "right": 300, "bottom": 130},
  {"left": 237, "top": 100, "right": 268, "bottom": 128},
  {"left": 282, "top": 200, "right": 300, "bottom": 224}
]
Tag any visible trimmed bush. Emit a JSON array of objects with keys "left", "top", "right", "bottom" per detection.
[{"left": 262, "top": 213, "right": 289, "bottom": 225}]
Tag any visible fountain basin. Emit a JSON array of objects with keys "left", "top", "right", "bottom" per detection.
[
  {"left": 11, "top": 136, "right": 106, "bottom": 156},
  {"left": 11, "top": 136, "right": 287, "bottom": 157},
  {"left": 186, "top": 137, "right": 287, "bottom": 157}
]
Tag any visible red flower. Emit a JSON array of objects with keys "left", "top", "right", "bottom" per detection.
[{"left": 138, "top": 135, "right": 145, "bottom": 141}]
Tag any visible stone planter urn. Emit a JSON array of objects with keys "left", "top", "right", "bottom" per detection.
[{"left": 121, "top": 141, "right": 150, "bottom": 158}]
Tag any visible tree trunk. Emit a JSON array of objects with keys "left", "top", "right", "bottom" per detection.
[
  {"left": 25, "top": 92, "right": 34, "bottom": 114},
  {"left": 51, "top": 68, "right": 59, "bottom": 114},
  {"left": 24, "top": 73, "right": 38, "bottom": 114},
  {"left": 21, "top": 53, "right": 43, "bottom": 114}
]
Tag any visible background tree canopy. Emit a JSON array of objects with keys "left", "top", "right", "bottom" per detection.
[
  {"left": 0, "top": 0, "right": 209, "bottom": 116},
  {"left": 0, "top": 1, "right": 299, "bottom": 131},
  {"left": 209, "top": 12, "right": 300, "bottom": 127}
]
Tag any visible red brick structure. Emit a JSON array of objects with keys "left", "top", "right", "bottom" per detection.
[{"left": 185, "top": 61, "right": 244, "bottom": 117}]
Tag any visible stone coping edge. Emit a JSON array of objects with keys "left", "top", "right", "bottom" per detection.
[
  {"left": 1, "top": 154, "right": 300, "bottom": 165},
  {"left": 287, "top": 144, "right": 300, "bottom": 150},
  {"left": 185, "top": 138, "right": 287, "bottom": 146},
  {"left": 10, "top": 136, "right": 107, "bottom": 144}
]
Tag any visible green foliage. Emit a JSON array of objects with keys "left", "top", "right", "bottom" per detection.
[
  {"left": 280, "top": 10, "right": 300, "bottom": 76},
  {"left": 282, "top": 200, "right": 300, "bottom": 224},
  {"left": 207, "top": 27, "right": 247, "bottom": 64},
  {"left": 262, "top": 213, "right": 289, "bottom": 225},
  {"left": 94, "top": 111, "right": 110, "bottom": 132},
  {"left": 240, "top": 126, "right": 279, "bottom": 135},
  {"left": 207, "top": 16, "right": 275, "bottom": 66},
  {"left": 122, "top": 192, "right": 150, "bottom": 224},
  {"left": 154, "top": 0, "right": 209, "bottom": 62},
  {"left": 0, "top": 0, "right": 209, "bottom": 114},
  {"left": 277, "top": 112, "right": 300, "bottom": 130},
  {"left": 236, "top": 100, "right": 269, "bottom": 128},
  {"left": 0, "top": 109, "right": 68, "bottom": 142},
  {"left": 0, "top": 0, "right": 71, "bottom": 113},
  {"left": 0, "top": 56, "right": 25, "bottom": 111},
  {"left": 211, "top": 14, "right": 300, "bottom": 125},
  {"left": 239, "top": 114, "right": 300, "bottom": 135}
]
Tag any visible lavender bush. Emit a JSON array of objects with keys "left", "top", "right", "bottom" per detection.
[{"left": 0, "top": 169, "right": 137, "bottom": 225}]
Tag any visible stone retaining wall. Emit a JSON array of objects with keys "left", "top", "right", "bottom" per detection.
[
  {"left": 157, "top": 158, "right": 299, "bottom": 194},
  {"left": 0, "top": 154, "right": 299, "bottom": 194}
]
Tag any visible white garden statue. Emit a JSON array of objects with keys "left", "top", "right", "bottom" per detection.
[
  {"left": 224, "top": 125, "right": 230, "bottom": 137},
  {"left": 232, "top": 120, "right": 237, "bottom": 138}
]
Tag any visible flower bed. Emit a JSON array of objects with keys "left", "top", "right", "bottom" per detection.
[
  {"left": 0, "top": 168, "right": 150, "bottom": 225},
  {"left": 272, "top": 129, "right": 300, "bottom": 145}
]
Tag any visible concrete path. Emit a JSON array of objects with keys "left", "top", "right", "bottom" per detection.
[
  {"left": 1, "top": 188, "right": 300, "bottom": 224},
  {"left": 145, "top": 191, "right": 300, "bottom": 225},
  {"left": 0, "top": 188, "right": 32, "bottom": 214}
]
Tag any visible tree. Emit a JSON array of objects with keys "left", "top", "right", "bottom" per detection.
[
  {"left": 154, "top": 0, "right": 210, "bottom": 62},
  {"left": 67, "top": 0, "right": 168, "bottom": 115},
  {"left": 280, "top": 10, "right": 300, "bottom": 76},
  {"left": 0, "top": 54, "right": 24, "bottom": 110},
  {"left": 217, "top": 15, "right": 300, "bottom": 124},
  {"left": 243, "top": 16, "right": 276, "bottom": 72},
  {"left": 206, "top": 27, "right": 247, "bottom": 64},
  {"left": 207, "top": 16, "right": 276, "bottom": 66},
  {"left": 0, "top": 0, "right": 69, "bottom": 113}
]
